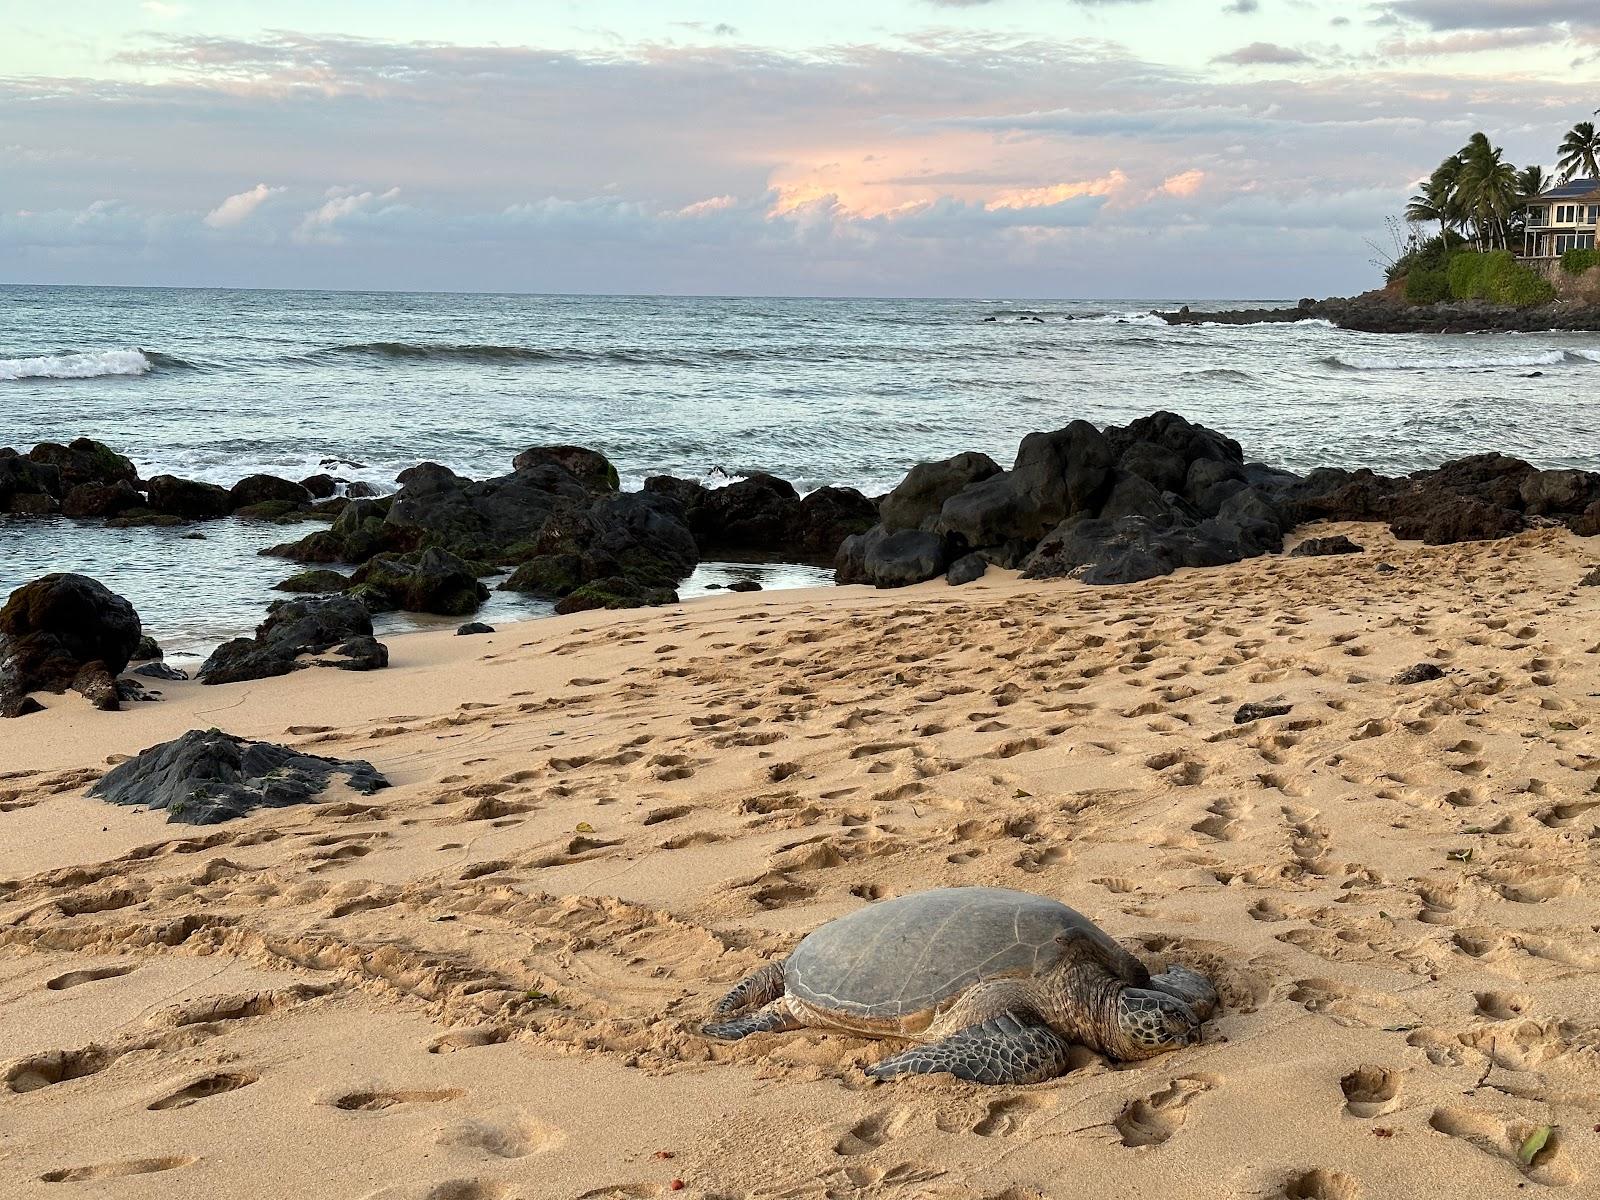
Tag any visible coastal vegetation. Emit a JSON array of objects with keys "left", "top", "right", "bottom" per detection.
[{"left": 1385, "top": 116, "right": 1600, "bottom": 307}]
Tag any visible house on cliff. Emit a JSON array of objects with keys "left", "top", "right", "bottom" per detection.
[{"left": 1522, "top": 177, "right": 1600, "bottom": 260}]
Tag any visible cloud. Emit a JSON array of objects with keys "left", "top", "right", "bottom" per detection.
[
  {"left": 1223, "top": 0, "right": 1261, "bottom": 12},
  {"left": 4, "top": 28, "right": 1598, "bottom": 294},
  {"left": 1161, "top": 168, "right": 1207, "bottom": 196},
  {"left": 293, "top": 186, "right": 402, "bottom": 243},
  {"left": 1212, "top": 41, "right": 1312, "bottom": 64},
  {"left": 1379, "top": 26, "right": 1567, "bottom": 55},
  {"left": 1378, "top": 1, "right": 1600, "bottom": 31},
  {"left": 203, "top": 182, "right": 283, "bottom": 228},
  {"left": 141, "top": 1, "right": 185, "bottom": 17}
]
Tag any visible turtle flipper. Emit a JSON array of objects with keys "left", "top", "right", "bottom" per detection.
[
  {"left": 703, "top": 998, "right": 801, "bottom": 1041},
  {"left": 712, "top": 961, "right": 786, "bottom": 1017},
  {"left": 1146, "top": 966, "right": 1220, "bottom": 1022},
  {"left": 865, "top": 1014, "right": 1074, "bottom": 1085}
]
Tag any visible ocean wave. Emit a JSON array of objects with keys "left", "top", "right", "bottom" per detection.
[
  {"left": 320, "top": 341, "right": 946, "bottom": 366},
  {"left": 1181, "top": 367, "right": 1255, "bottom": 382},
  {"left": 1322, "top": 349, "right": 1597, "bottom": 372},
  {"left": 328, "top": 341, "right": 582, "bottom": 363},
  {"left": 0, "top": 348, "right": 173, "bottom": 381},
  {"left": 1070, "top": 311, "right": 1166, "bottom": 326}
]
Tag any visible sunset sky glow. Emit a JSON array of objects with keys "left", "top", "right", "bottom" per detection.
[{"left": 4, "top": 0, "right": 1599, "bottom": 296}]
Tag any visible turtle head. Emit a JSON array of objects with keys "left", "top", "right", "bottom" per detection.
[{"left": 1107, "top": 987, "right": 1202, "bottom": 1060}]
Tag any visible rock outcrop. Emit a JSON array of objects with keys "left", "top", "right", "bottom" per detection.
[
  {"left": 0, "top": 574, "right": 143, "bottom": 716},
  {"left": 642, "top": 472, "right": 876, "bottom": 562},
  {"left": 199, "top": 597, "right": 387, "bottom": 685},
  {"left": 836, "top": 411, "right": 1600, "bottom": 590},
  {"left": 89, "top": 728, "right": 388, "bottom": 824}
]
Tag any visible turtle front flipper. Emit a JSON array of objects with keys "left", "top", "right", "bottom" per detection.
[
  {"left": 865, "top": 1014, "right": 1074, "bottom": 1086},
  {"left": 1146, "top": 965, "right": 1220, "bottom": 1022},
  {"left": 712, "top": 961, "right": 786, "bottom": 1017},
  {"left": 703, "top": 998, "right": 802, "bottom": 1041}
]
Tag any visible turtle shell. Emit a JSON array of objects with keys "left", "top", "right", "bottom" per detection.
[{"left": 785, "top": 886, "right": 1145, "bottom": 1022}]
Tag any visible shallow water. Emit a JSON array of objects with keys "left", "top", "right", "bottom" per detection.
[{"left": 3, "top": 285, "right": 1598, "bottom": 650}]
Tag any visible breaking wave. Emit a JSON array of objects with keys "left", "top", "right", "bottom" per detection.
[
  {"left": 1322, "top": 349, "right": 1600, "bottom": 372},
  {"left": 1070, "top": 311, "right": 1166, "bottom": 326},
  {"left": 0, "top": 348, "right": 188, "bottom": 380}
]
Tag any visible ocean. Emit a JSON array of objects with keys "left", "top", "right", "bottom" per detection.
[{"left": 4, "top": 284, "right": 1600, "bottom": 657}]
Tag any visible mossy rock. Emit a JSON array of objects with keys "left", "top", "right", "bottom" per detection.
[
  {"left": 553, "top": 578, "right": 678, "bottom": 615},
  {"left": 233, "top": 500, "right": 309, "bottom": 523},
  {"left": 501, "top": 552, "right": 586, "bottom": 596},
  {"left": 106, "top": 510, "right": 186, "bottom": 528},
  {"left": 274, "top": 569, "right": 351, "bottom": 594}
]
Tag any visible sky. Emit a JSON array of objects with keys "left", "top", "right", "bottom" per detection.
[{"left": 2, "top": 1, "right": 1598, "bottom": 297}]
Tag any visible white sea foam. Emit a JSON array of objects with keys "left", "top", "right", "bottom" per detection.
[
  {"left": 0, "top": 349, "right": 155, "bottom": 381},
  {"left": 1077, "top": 311, "right": 1166, "bottom": 326},
  {"left": 1325, "top": 349, "right": 1587, "bottom": 372}
]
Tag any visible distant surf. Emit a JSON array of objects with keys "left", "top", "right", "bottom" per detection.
[
  {"left": 1321, "top": 349, "right": 1600, "bottom": 372},
  {"left": 0, "top": 348, "right": 188, "bottom": 381}
]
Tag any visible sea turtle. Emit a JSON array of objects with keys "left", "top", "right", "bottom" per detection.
[{"left": 704, "top": 886, "right": 1219, "bottom": 1085}]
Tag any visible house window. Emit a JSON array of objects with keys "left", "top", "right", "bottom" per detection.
[
  {"left": 1554, "top": 233, "right": 1595, "bottom": 253},
  {"left": 1528, "top": 208, "right": 1548, "bottom": 227},
  {"left": 1555, "top": 204, "right": 1579, "bottom": 223},
  {"left": 1589, "top": 206, "right": 1600, "bottom": 225}
]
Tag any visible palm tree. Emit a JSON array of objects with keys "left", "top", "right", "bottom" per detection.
[
  {"left": 1408, "top": 154, "right": 1463, "bottom": 242},
  {"left": 1516, "top": 164, "right": 1548, "bottom": 199},
  {"left": 1457, "top": 133, "right": 1519, "bottom": 250},
  {"left": 1556, "top": 121, "right": 1600, "bottom": 183}
]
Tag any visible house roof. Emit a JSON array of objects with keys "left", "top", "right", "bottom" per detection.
[{"left": 1535, "top": 177, "right": 1600, "bottom": 201}]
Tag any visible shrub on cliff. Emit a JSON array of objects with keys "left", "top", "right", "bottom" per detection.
[
  {"left": 1445, "top": 251, "right": 1554, "bottom": 307},
  {"left": 1561, "top": 247, "right": 1600, "bottom": 276},
  {"left": 1404, "top": 268, "right": 1450, "bottom": 304}
]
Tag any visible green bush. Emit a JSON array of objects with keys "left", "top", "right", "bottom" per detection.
[
  {"left": 1388, "top": 232, "right": 1463, "bottom": 283},
  {"left": 1405, "top": 268, "right": 1450, "bottom": 304},
  {"left": 1442, "top": 250, "right": 1554, "bottom": 307},
  {"left": 1561, "top": 247, "right": 1600, "bottom": 276}
]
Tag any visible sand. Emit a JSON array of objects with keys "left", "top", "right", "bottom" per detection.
[{"left": 2, "top": 521, "right": 1599, "bottom": 1199}]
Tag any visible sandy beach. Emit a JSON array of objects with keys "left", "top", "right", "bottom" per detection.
[{"left": 2, "top": 522, "right": 1599, "bottom": 1199}]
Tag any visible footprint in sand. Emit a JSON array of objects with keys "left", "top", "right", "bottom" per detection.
[
  {"left": 1287, "top": 979, "right": 1413, "bottom": 1030},
  {"left": 427, "top": 1027, "right": 513, "bottom": 1055},
  {"left": 1278, "top": 1168, "right": 1361, "bottom": 1200},
  {"left": 1339, "top": 1065, "right": 1400, "bottom": 1118},
  {"left": 833, "top": 1107, "right": 914, "bottom": 1156},
  {"left": 435, "top": 1113, "right": 564, "bottom": 1159},
  {"left": 40, "top": 1155, "right": 198, "bottom": 1183},
  {"left": 334, "top": 1088, "right": 466, "bottom": 1112},
  {"left": 1428, "top": 1106, "right": 1578, "bottom": 1187},
  {"left": 972, "top": 1094, "right": 1050, "bottom": 1137},
  {"left": 1473, "top": 991, "right": 1532, "bottom": 1021},
  {"left": 148, "top": 1072, "right": 258, "bottom": 1111},
  {"left": 45, "top": 964, "right": 135, "bottom": 991},
  {"left": 1114, "top": 1075, "right": 1218, "bottom": 1147}
]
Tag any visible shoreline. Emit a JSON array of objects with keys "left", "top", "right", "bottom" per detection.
[{"left": 3, "top": 522, "right": 1599, "bottom": 1197}]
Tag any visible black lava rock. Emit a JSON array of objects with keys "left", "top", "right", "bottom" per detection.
[
  {"left": 89, "top": 728, "right": 388, "bottom": 824},
  {"left": 456, "top": 621, "right": 495, "bottom": 635},
  {"left": 132, "top": 661, "right": 189, "bottom": 681},
  {"left": 0, "top": 573, "right": 143, "bottom": 717},
  {"left": 1234, "top": 701, "right": 1293, "bottom": 724},
  {"left": 1290, "top": 535, "right": 1364, "bottom": 557},
  {"left": 1393, "top": 663, "right": 1446, "bottom": 685},
  {"left": 199, "top": 596, "right": 387, "bottom": 684},
  {"left": 945, "top": 553, "right": 988, "bottom": 586}
]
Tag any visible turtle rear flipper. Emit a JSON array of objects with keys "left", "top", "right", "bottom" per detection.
[{"left": 865, "top": 1014, "right": 1074, "bottom": 1085}]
